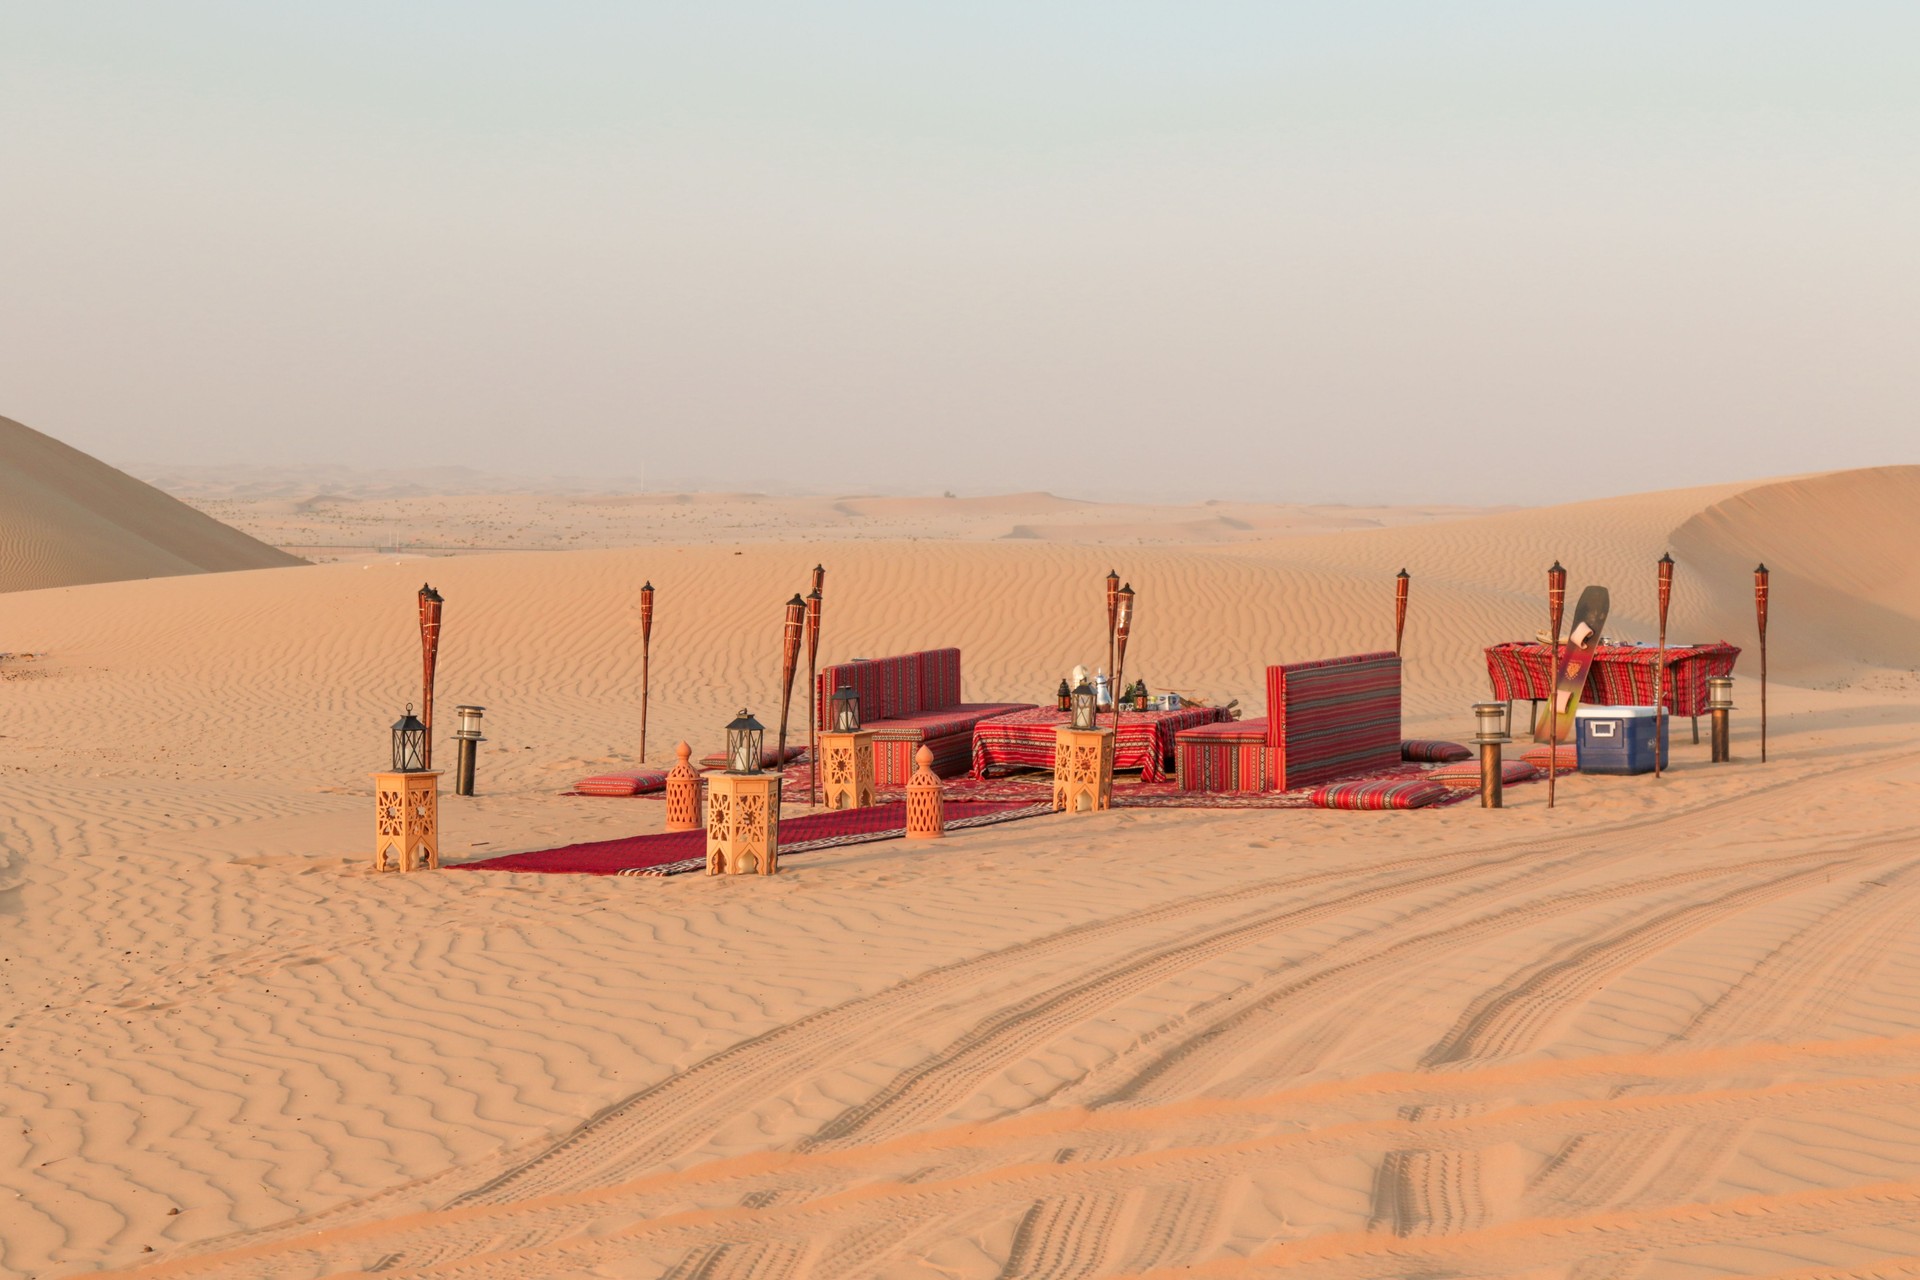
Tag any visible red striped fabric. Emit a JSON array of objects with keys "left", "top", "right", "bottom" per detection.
[
  {"left": 1309, "top": 777, "right": 1448, "bottom": 810},
  {"left": 971, "top": 706, "right": 1230, "bottom": 783},
  {"left": 1401, "top": 739, "right": 1472, "bottom": 763},
  {"left": 1484, "top": 643, "right": 1740, "bottom": 715},
  {"left": 1174, "top": 719, "right": 1269, "bottom": 793},
  {"left": 572, "top": 769, "right": 671, "bottom": 796},
  {"left": 816, "top": 648, "right": 967, "bottom": 728},
  {"left": 1266, "top": 653, "right": 1403, "bottom": 790},
  {"left": 1429, "top": 759, "right": 1538, "bottom": 788}
]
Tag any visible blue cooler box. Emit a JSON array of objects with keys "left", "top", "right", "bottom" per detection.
[{"left": 1575, "top": 705, "right": 1667, "bottom": 775}]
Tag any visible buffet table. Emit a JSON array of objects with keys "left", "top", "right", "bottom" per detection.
[
  {"left": 971, "top": 705, "right": 1231, "bottom": 783},
  {"left": 1484, "top": 642, "right": 1741, "bottom": 716}
]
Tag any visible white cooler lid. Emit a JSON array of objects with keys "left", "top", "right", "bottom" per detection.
[{"left": 1575, "top": 705, "right": 1658, "bottom": 719}]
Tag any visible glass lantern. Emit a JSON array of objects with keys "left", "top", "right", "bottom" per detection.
[
  {"left": 391, "top": 705, "right": 428, "bottom": 772},
  {"left": 831, "top": 685, "right": 862, "bottom": 733},
  {"left": 1472, "top": 702, "right": 1510, "bottom": 744},
  {"left": 453, "top": 705, "right": 486, "bottom": 740},
  {"left": 725, "top": 709, "right": 765, "bottom": 774},
  {"left": 1707, "top": 676, "right": 1736, "bottom": 712},
  {"left": 1070, "top": 680, "right": 1098, "bottom": 731}
]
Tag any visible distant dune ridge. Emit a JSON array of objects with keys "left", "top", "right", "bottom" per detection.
[{"left": 0, "top": 413, "right": 303, "bottom": 594}]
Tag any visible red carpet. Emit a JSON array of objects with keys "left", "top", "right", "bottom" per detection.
[{"left": 448, "top": 800, "right": 1051, "bottom": 877}]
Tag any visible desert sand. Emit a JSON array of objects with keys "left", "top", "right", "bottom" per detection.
[{"left": 5, "top": 447, "right": 1920, "bottom": 1278}]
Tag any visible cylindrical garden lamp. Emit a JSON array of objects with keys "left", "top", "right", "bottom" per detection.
[
  {"left": 1395, "top": 569, "right": 1410, "bottom": 656},
  {"left": 1708, "top": 675, "right": 1736, "bottom": 763},
  {"left": 1754, "top": 563, "right": 1770, "bottom": 762},
  {"left": 1546, "top": 561, "right": 1568, "bottom": 809},
  {"left": 725, "top": 709, "right": 766, "bottom": 775},
  {"left": 1473, "top": 701, "right": 1511, "bottom": 808},
  {"left": 451, "top": 704, "right": 486, "bottom": 797}
]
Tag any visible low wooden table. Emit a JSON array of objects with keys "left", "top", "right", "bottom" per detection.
[{"left": 971, "top": 705, "right": 1229, "bottom": 784}]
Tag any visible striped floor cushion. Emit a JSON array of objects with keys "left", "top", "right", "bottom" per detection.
[
  {"left": 1309, "top": 777, "right": 1448, "bottom": 810},
  {"left": 697, "top": 745, "right": 808, "bottom": 772},
  {"left": 1428, "top": 759, "right": 1539, "bottom": 789},
  {"left": 574, "top": 769, "right": 671, "bottom": 797},
  {"left": 1521, "top": 744, "right": 1579, "bottom": 770},
  {"left": 1402, "top": 739, "right": 1473, "bottom": 763}
]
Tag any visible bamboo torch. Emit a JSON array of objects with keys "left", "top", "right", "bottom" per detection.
[
  {"left": 806, "top": 566, "right": 824, "bottom": 806},
  {"left": 1655, "top": 553, "right": 1673, "bottom": 777},
  {"left": 418, "top": 583, "right": 444, "bottom": 770},
  {"left": 1546, "top": 561, "right": 1567, "bottom": 809},
  {"left": 638, "top": 581, "right": 655, "bottom": 763},
  {"left": 1105, "top": 569, "right": 1120, "bottom": 714},
  {"left": 776, "top": 593, "right": 806, "bottom": 771},
  {"left": 1394, "top": 568, "right": 1410, "bottom": 657},
  {"left": 1113, "top": 583, "right": 1136, "bottom": 733},
  {"left": 1755, "top": 563, "right": 1770, "bottom": 763}
]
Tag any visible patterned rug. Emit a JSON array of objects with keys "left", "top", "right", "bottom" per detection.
[{"left": 447, "top": 800, "right": 1053, "bottom": 877}]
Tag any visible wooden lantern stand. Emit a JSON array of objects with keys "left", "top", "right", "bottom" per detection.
[
  {"left": 706, "top": 772, "right": 781, "bottom": 875},
  {"left": 373, "top": 771, "right": 442, "bottom": 872},
  {"left": 1053, "top": 724, "right": 1114, "bottom": 814},
  {"left": 819, "top": 726, "right": 877, "bottom": 810}
]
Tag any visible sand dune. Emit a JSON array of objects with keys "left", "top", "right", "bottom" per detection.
[
  {"left": 4, "top": 467, "right": 1920, "bottom": 1278},
  {"left": 0, "top": 414, "right": 304, "bottom": 594}
]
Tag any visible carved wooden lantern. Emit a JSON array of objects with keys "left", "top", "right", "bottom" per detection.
[
  {"left": 374, "top": 704, "right": 440, "bottom": 873},
  {"left": 708, "top": 710, "right": 781, "bottom": 874},
  {"left": 819, "top": 685, "right": 876, "bottom": 810},
  {"left": 665, "top": 741, "right": 702, "bottom": 831},
  {"left": 905, "top": 746, "right": 945, "bottom": 839}
]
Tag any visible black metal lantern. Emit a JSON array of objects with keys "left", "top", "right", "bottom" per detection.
[
  {"left": 831, "top": 685, "right": 862, "bottom": 733},
  {"left": 725, "top": 709, "right": 765, "bottom": 774},
  {"left": 1070, "top": 679, "right": 1098, "bottom": 731},
  {"left": 391, "top": 704, "right": 428, "bottom": 773}
]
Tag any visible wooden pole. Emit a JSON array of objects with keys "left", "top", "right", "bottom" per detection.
[
  {"left": 417, "top": 584, "right": 443, "bottom": 770},
  {"left": 1113, "top": 584, "right": 1135, "bottom": 734},
  {"left": 1105, "top": 569, "right": 1119, "bottom": 724},
  {"left": 1655, "top": 554, "right": 1672, "bottom": 777},
  {"left": 1546, "top": 561, "right": 1567, "bottom": 809},
  {"left": 1755, "top": 563, "right": 1770, "bottom": 763},
  {"left": 1394, "top": 569, "right": 1410, "bottom": 657},
  {"left": 638, "top": 581, "right": 655, "bottom": 763},
  {"left": 806, "top": 566, "right": 823, "bottom": 806},
  {"left": 777, "top": 593, "right": 805, "bottom": 769}
]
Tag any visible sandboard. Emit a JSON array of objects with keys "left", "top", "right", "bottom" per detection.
[{"left": 1535, "top": 585, "right": 1610, "bottom": 743}]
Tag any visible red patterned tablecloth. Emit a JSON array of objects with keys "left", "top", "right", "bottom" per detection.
[
  {"left": 971, "top": 705, "right": 1230, "bottom": 783},
  {"left": 1484, "top": 643, "right": 1741, "bottom": 717}
]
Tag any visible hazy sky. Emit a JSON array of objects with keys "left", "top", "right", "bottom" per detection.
[{"left": 3, "top": 3, "right": 1916, "bottom": 503}]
